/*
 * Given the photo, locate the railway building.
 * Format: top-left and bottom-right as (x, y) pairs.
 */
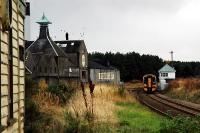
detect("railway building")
(0, 0), (26, 132)
(158, 64), (176, 90)
(25, 14), (88, 84)
(55, 34), (88, 83)
(25, 14), (120, 85)
(88, 61), (120, 84)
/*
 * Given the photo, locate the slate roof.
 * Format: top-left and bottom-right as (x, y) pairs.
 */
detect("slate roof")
(56, 40), (86, 53)
(88, 60), (117, 70)
(25, 15), (66, 57)
(88, 61), (108, 69)
(158, 64), (176, 73)
(25, 41), (33, 49)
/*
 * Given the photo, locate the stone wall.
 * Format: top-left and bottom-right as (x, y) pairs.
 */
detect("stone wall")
(1, 0), (25, 132)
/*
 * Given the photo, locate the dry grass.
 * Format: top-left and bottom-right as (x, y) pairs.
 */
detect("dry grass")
(68, 84), (136, 123)
(32, 93), (66, 125)
(32, 83), (137, 126)
(124, 80), (143, 90)
(168, 78), (200, 96)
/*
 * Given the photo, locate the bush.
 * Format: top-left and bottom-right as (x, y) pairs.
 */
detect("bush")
(64, 111), (114, 133)
(64, 111), (92, 133)
(118, 85), (126, 97)
(160, 115), (200, 133)
(25, 98), (64, 133)
(47, 83), (75, 105)
(25, 76), (36, 97)
(38, 79), (48, 92)
(25, 99), (40, 121)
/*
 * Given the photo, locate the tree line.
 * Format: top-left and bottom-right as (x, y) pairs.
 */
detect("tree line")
(89, 52), (200, 81)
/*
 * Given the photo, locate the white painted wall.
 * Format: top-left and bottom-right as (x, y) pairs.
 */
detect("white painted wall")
(159, 72), (175, 80)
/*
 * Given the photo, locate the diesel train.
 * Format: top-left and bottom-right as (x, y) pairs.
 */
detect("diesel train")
(143, 74), (157, 93)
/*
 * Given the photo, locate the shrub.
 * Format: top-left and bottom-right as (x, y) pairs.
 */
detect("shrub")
(25, 99), (40, 121)
(64, 111), (113, 133)
(64, 111), (91, 133)
(47, 83), (75, 105)
(38, 79), (48, 92)
(118, 85), (126, 97)
(25, 76), (36, 97)
(160, 115), (200, 133)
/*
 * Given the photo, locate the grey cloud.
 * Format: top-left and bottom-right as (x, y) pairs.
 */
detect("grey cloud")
(29, 0), (200, 61)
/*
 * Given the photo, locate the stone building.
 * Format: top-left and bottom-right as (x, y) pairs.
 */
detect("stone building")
(25, 14), (88, 84)
(56, 35), (88, 83)
(0, 0), (26, 132)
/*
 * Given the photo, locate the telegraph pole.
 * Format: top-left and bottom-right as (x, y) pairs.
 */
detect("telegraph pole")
(169, 51), (174, 66)
(170, 51), (173, 62)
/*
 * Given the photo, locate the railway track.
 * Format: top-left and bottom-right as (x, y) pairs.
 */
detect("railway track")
(137, 91), (200, 117)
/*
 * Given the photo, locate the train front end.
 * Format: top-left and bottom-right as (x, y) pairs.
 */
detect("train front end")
(143, 74), (157, 93)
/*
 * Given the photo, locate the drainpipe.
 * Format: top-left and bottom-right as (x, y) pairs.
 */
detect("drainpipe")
(0, 24), (2, 126)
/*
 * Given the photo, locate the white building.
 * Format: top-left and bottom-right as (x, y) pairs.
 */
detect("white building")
(158, 64), (176, 90)
(89, 61), (120, 85)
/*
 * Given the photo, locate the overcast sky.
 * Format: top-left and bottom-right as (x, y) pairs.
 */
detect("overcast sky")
(28, 0), (200, 61)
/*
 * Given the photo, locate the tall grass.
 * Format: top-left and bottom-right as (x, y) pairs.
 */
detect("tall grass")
(167, 78), (200, 103)
(65, 83), (128, 132)
(169, 78), (200, 91)
(67, 83), (136, 124)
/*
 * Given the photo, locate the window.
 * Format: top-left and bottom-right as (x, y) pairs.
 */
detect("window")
(161, 73), (168, 77)
(45, 67), (47, 73)
(1, 0), (12, 31)
(98, 72), (115, 80)
(19, 46), (24, 61)
(82, 71), (86, 79)
(39, 67), (42, 72)
(25, 2), (30, 16)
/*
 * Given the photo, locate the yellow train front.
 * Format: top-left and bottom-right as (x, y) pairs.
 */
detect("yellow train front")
(143, 74), (157, 93)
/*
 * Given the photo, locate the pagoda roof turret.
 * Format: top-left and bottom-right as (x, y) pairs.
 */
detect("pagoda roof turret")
(36, 13), (52, 25)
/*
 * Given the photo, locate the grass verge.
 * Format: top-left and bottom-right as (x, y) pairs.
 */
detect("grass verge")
(115, 102), (168, 133)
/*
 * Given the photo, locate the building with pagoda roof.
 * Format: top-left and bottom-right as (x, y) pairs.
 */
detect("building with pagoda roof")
(25, 14), (88, 84)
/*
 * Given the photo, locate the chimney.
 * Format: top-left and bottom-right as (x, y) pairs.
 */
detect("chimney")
(66, 32), (69, 40)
